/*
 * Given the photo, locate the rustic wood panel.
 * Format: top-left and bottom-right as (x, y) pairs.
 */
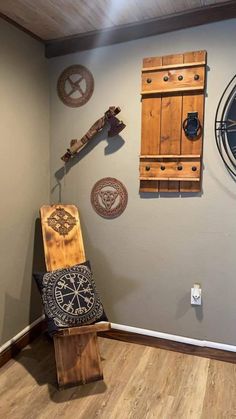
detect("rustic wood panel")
(141, 96), (161, 156)
(54, 332), (103, 388)
(142, 65), (205, 94)
(140, 95), (162, 192)
(140, 50), (206, 193)
(159, 54), (184, 192)
(56, 322), (111, 336)
(160, 95), (182, 155)
(140, 55), (162, 193)
(140, 159), (201, 180)
(143, 56), (162, 68)
(40, 204), (86, 271)
(180, 50), (206, 192)
(139, 179), (158, 193)
(142, 61), (206, 72)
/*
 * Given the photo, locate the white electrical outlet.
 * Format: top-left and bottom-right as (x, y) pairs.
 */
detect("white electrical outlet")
(191, 283), (202, 306)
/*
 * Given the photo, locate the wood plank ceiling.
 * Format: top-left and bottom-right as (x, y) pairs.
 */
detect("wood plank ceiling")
(0, 0), (233, 40)
(0, 0), (235, 57)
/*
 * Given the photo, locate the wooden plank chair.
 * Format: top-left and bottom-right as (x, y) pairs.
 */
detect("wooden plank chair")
(40, 204), (110, 388)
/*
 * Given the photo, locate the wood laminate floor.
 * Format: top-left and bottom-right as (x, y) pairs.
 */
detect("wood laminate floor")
(1, 335), (236, 419)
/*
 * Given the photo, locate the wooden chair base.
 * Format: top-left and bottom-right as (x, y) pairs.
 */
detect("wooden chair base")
(53, 322), (110, 388)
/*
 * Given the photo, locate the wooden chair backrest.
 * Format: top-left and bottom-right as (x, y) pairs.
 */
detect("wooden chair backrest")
(40, 205), (86, 271)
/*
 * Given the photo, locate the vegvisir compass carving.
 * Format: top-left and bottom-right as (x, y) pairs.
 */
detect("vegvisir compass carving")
(91, 177), (128, 218)
(47, 207), (76, 236)
(42, 264), (103, 327)
(57, 65), (94, 107)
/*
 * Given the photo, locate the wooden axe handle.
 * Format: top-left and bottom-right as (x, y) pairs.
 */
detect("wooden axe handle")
(61, 106), (121, 162)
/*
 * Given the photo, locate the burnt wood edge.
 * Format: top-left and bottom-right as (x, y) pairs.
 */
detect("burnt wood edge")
(98, 328), (236, 364)
(0, 319), (47, 368)
(45, 1), (236, 58)
(0, 12), (43, 43)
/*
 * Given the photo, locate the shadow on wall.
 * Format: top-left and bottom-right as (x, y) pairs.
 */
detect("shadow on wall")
(176, 291), (203, 322)
(51, 127), (125, 203)
(80, 214), (137, 322)
(1, 219), (45, 344)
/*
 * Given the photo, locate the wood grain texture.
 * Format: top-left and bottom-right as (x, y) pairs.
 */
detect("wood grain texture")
(0, 0), (232, 41)
(0, 2), (234, 56)
(142, 61), (206, 71)
(139, 180), (158, 193)
(40, 205), (86, 271)
(142, 66), (205, 94)
(1, 334), (236, 419)
(40, 204), (108, 388)
(159, 54), (184, 192)
(141, 97), (161, 156)
(140, 159), (201, 180)
(140, 50), (206, 193)
(54, 332), (103, 388)
(47, 5), (234, 58)
(140, 96), (161, 192)
(55, 323), (110, 336)
(180, 50), (206, 192)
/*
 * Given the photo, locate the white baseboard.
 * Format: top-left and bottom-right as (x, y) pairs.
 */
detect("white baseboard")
(1, 317), (236, 355)
(111, 323), (236, 353)
(0, 315), (45, 354)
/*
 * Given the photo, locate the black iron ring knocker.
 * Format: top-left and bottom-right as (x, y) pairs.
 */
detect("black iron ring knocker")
(183, 112), (201, 140)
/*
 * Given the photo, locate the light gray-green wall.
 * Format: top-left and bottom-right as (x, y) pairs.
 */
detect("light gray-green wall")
(49, 19), (236, 346)
(0, 20), (50, 346)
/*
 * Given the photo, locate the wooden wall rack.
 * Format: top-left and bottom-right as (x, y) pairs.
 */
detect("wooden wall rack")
(140, 50), (207, 193)
(40, 204), (110, 388)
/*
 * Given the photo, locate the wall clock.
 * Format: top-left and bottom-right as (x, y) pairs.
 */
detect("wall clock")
(57, 65), (94, 107)
(215, 75), (236, 177)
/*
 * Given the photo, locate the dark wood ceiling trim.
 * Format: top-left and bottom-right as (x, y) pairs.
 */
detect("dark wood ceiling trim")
(45, 1), (236, 58)
(0, 12), (43, 43)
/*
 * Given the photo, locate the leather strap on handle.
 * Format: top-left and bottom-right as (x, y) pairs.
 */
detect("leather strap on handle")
(61, 106), (125, 162)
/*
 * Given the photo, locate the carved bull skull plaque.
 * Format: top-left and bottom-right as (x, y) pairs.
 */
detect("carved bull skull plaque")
(91, 177), (128, 218)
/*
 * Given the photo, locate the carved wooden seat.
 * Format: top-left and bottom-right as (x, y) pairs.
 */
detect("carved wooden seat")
(40, 204), (110, 388)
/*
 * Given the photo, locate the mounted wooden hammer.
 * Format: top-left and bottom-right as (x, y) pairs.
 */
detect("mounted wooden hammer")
(61, 106), (126, 162)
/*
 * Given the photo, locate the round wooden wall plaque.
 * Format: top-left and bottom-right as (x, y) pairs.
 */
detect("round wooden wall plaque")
(91, 177), (128, 219)
(57, 65), (94, 107)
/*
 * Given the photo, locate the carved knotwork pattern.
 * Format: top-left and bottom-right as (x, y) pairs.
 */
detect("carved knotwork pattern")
(57, 65), (94, 107)
(91, 177), (128, 218)
(47, 208), (76, 236)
